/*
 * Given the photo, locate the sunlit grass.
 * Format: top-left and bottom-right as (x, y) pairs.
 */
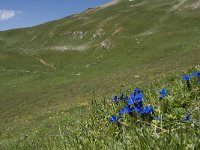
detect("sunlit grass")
(1, 0), (200, 149)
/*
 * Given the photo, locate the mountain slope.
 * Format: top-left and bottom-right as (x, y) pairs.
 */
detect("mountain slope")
(0, 0), (200, 148)
(1, 0), (200, 119)
(0, 0), (200, 70)
(1, 0), (200, 53)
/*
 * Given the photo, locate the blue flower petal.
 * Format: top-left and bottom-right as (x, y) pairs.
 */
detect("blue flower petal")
(141, 106), (153, 114)
(124, 106), (132, 114)
(112, 96), (119, 102)
(119, 109), (125, 115)
(182, 114), (191, 123)
(109, 115), (121, 122)
(134, 107), (141, 113)
(182, 75), (191, 81)
(126, 98), (134, 105)
(134, 102), (143, 109)
(134, 88), (142, 94)
(160, 88), (169, 99)
(192, 71), (200, 77)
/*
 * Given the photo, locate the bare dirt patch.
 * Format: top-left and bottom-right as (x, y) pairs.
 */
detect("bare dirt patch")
(101, 0), (120, 8)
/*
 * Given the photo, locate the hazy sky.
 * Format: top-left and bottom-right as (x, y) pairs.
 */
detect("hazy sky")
(0, 0), (111, 31)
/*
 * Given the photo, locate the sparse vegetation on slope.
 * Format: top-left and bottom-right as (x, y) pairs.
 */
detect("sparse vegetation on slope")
(3, 66), (200, 150)
(0, 0), (200, 149)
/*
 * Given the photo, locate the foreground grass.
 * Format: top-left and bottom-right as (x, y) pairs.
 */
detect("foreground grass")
(2, 66), (199, 150)
(1, 0), (200, 149)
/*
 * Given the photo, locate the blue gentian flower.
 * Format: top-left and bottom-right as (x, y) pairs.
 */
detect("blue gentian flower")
(192, 71), (200, 77)
(126, 97), (134, 105)
(132, 102), (143, 112)
(134, 107), (142, 113)
(131, 88), (142, 97)
(130, 93), (135, 102)
(134, 101), (143, 109)
(182, 114), (191, 123)
(182, 114), (199, 126)
(119, 106), (132, 115)
(109, 115), (121, 123)
(141, 106), (153, 114)
(112, 96), (119, 102)
(159, 88), (169, 99)
(193, 71), (200, 83)
(124, 106), (132, 114)
(134, 88), (142, 94)
(182, 75), (191, 81)
(182, 75), (192, 90)
(130, 92), (144, 103)
(135, 93), (144, 103)
(119, 109), (125, 115)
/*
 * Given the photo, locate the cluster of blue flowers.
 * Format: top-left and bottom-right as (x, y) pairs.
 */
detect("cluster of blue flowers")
(182, 71), (200, 91)
(159, 88), (169, 100)
(182, 71), (200, 82)
(109, 70), (200, 124)
(109, 88), (169, 123)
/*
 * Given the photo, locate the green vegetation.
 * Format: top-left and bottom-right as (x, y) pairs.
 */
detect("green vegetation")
(3, 66), (200, 149)
(0, 0), (200, 149)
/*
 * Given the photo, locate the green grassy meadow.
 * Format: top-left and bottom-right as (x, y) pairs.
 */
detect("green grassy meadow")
(0, 0), (200, 149)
